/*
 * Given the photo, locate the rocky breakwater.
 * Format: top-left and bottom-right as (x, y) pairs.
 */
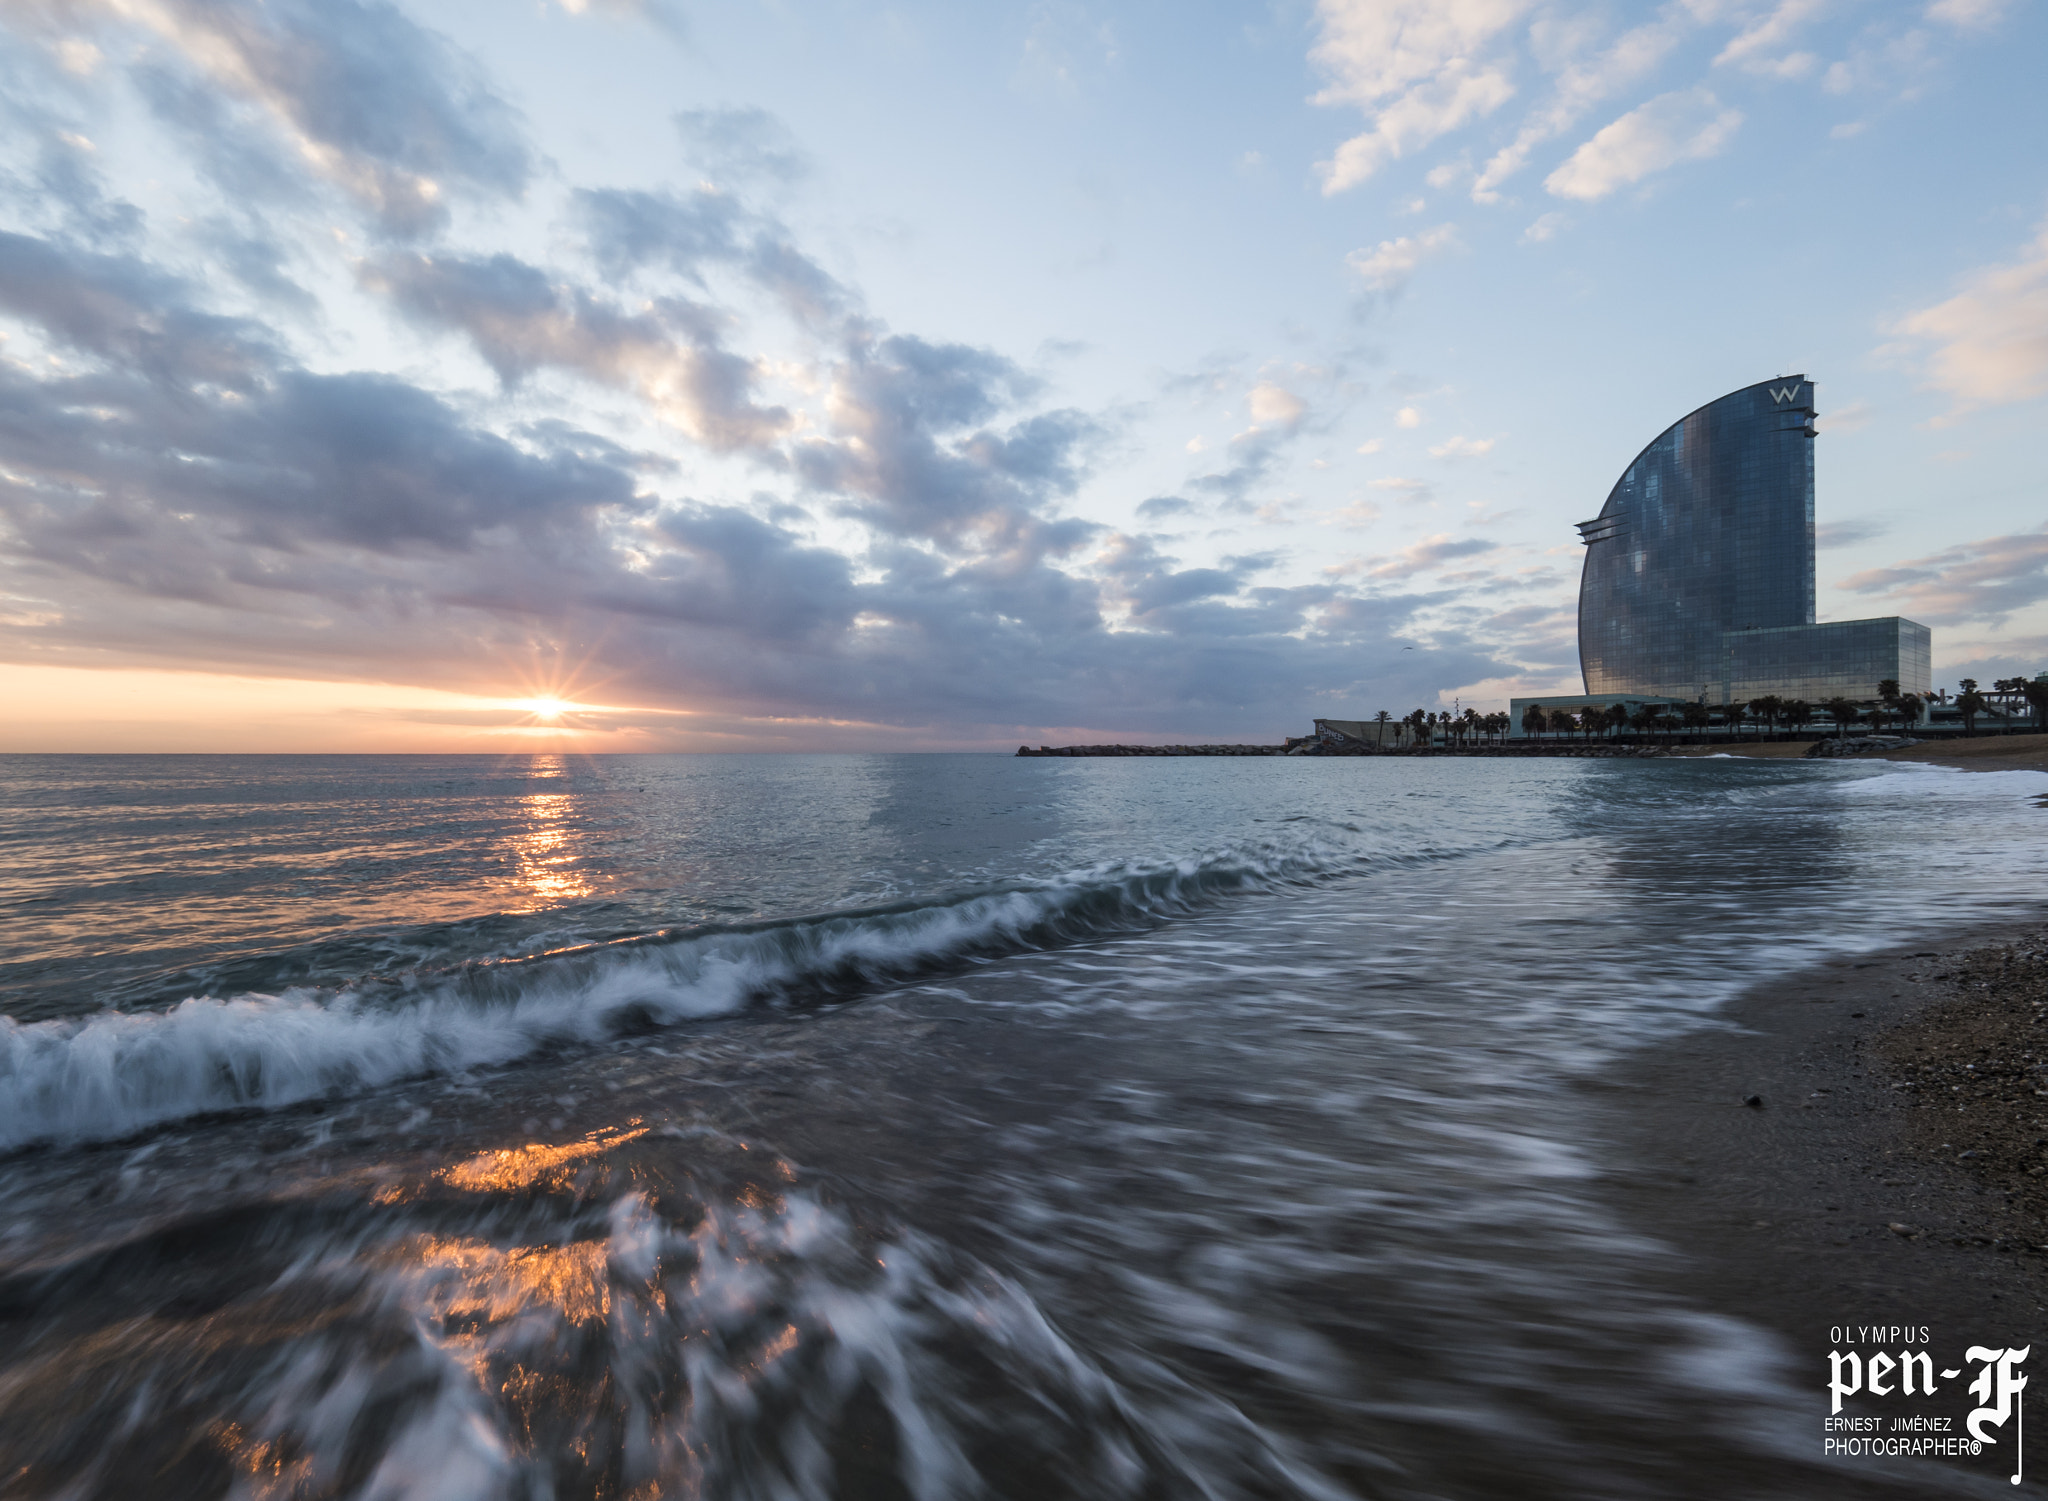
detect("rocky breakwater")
(1806, 734), (1922, 758)
(1016, 743), (1285, 757)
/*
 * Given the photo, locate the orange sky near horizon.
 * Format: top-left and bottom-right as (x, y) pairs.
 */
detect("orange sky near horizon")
(0, 662), (1021, 753)
(0, 662), (688, 754)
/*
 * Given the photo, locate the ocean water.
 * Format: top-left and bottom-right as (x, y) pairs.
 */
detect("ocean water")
(1, 750), (2044, 1499)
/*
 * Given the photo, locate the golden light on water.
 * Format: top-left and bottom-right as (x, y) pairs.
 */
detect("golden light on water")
(510, 778), (594, 905)
(440, 1126), (650, 1195)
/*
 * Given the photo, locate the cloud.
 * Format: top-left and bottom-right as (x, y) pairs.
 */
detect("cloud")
(1884, 220), (2048, 414)
(1310, 0), (1525, 193)
(1363, 533), (1498, 579)
(1471, 11), (1687, 202)
(0, 12), (1529, 744)
(574, 186), (849, 329)
(1395, 406), (1423, 428)
(49, 0), (533, 236)
(364, 251), (793, 452)
(1429, 434), (1496, 458)
(1815, 399), (1872, 433)
(674, 106), (809, 185)
(1713, 0), (1825, 77)
(1544, 89), (1743, 201)
(1521, 212), (1566, 243)
(1839, 526), (2048, 624)
(1925, 0), (2008, 28)
(1815, 518), (1887, 549)
(1246, 381), (1308, 430)
(1369, 475), (1432, 500)
(794, 334), (1102, 555)
(1345, 223), (1459, 294)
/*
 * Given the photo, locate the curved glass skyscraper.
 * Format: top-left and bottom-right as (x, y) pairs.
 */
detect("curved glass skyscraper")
(1578, 375), (1816, 698)
(1572, 375), (1927, 705)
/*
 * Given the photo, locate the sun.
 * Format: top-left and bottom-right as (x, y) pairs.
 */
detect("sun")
(512, 697), (577, 720)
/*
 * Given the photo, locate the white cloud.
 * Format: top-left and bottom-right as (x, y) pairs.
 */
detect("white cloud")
(1926, 0), (2008, 28)
(1356, 438), (1383, 454)
(1322, 501), (1383, 528)
(1247, 381), (1308, 429)
(1470, 12), (1687, 202)
(1815, 399), (1871, 433)
(1369, 475), (1432, 501)
(1364, 533), (1500, 579)
(1714, 0), (1827, 75)
(1429, 434), (1497, 458)
(1185, 436), (1206, 454)
(1345, 223), (1459, 294)
(1395, 406), (1423, 428)
(1521, 211), (1566, 242)
(1544, 89), (1743, 201)
(1310, 0), (1526, 193)
(1884, 220), (2048, 414)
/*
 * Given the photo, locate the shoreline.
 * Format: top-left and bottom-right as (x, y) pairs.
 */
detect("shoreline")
(1587, 917), (2048, 1490)
(1674, 731), (2048, 773)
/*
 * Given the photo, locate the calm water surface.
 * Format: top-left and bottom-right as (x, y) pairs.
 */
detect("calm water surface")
(1, 751), (2044, 1499)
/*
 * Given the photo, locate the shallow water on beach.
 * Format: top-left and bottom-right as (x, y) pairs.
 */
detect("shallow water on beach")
(2, 750), (2045, 1499)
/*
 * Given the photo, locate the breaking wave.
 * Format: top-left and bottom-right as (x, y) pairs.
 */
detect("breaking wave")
(0, 839), (1358, 1154)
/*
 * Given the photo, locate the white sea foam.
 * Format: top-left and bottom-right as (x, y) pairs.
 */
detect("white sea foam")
(0, 842), (1352, 1154)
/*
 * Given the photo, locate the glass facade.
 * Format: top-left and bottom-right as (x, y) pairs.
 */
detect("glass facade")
(1579, 375), (1817, 699)
(1723, 617), (1931, 703)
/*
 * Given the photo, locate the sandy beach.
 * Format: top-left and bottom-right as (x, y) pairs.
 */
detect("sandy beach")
(1674, 731), (2048, 773)
(1593, 914), (2048, 1491)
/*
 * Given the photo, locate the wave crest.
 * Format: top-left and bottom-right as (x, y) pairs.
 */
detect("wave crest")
(0, 840), (1349, 1153)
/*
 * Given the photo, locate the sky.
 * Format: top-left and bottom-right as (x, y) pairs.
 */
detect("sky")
(0, 0), (2043, 752)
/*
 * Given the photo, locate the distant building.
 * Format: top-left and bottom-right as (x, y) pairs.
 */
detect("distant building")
(1574, 375), (1925, 704)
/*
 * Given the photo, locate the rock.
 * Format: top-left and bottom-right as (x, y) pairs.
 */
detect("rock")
(1743, 1094), (1764, 1108)
(1887, 1222), (1920, 1238)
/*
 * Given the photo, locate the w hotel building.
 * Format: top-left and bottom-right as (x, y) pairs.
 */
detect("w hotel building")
(1573, 375), (1928, 705)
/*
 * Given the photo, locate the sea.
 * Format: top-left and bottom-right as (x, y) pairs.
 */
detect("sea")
(1, 750), (2044, 1500)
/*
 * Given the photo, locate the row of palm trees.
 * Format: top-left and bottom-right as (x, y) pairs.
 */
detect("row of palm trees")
(1503, 675), (2047, 743)
(1959, 676), (2048, 732)
(1512, 688), (1900, 743)
(1371, 673), (2048, 747)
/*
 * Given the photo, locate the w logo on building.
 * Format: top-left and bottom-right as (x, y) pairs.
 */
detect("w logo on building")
(1770, 384), (1805, 404)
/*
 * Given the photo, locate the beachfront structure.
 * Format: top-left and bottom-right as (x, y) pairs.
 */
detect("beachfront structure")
(1572, 375), (1928, 705)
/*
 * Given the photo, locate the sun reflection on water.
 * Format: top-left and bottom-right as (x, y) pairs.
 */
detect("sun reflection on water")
(509, 761), (593, 907)
(440, 1125), (650, 1195)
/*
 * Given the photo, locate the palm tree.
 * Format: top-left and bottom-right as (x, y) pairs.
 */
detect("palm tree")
(1605, 703), (1630, 740)
(1957, 679), (1986, 734)
(1823, 696), (1859, 741)
(1898, 694), (1924, 732)
(1786, 700), (1813, 734)
(1521, 703), (1547, 740)
(1628, 702), (1660, 740)
(1681, 702), (1711, 741)
(1721, 700), (1746, 740)
(1373, 708), (1393, 748)
(1749, 694), (1783, 739)
(2024, 678), (2048, 732)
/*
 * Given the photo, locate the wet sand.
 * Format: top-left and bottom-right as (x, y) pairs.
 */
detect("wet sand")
(1675, 732), (2048, 771)
(1591, 921), (2048, 1492)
